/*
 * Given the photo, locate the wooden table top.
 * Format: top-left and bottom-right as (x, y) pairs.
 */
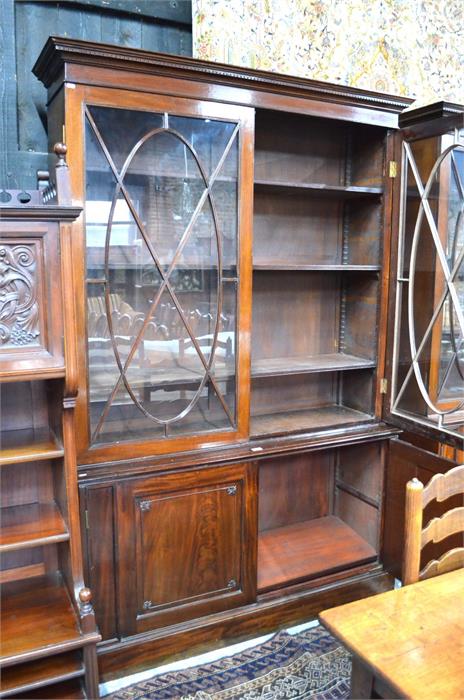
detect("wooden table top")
(319, 568), (464, 700)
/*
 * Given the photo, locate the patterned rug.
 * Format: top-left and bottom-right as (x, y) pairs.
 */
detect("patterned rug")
(108, 625), (351, 700)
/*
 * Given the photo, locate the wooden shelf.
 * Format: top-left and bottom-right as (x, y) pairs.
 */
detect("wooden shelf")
(0, 429), (63, 466)
(254, 180), (383, 198)
(251, 405), (374, 438)
(0, 366), (65, 384)
(4, 678), (85, 699)
(0, 503), (69, 553)
(90, 354), (373, 401)
(252, 353), (376, 378)
(258, 515), (377, 591)
(89, 361), (235, 402)
(0, 573), (83, 665)
(0, 652), (83, 698)
(253, 263), (380, 271)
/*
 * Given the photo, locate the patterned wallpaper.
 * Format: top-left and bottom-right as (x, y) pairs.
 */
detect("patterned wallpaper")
(192, 0), (464, 106)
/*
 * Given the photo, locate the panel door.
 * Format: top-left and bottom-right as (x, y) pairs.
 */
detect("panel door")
(116, 462), (257, 634)
(0, 222), (63, 380)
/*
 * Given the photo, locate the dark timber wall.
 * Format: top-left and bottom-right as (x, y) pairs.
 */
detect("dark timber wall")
(0, 0), (192, 189)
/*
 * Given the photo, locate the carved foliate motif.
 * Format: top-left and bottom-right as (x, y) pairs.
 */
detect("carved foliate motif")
(0, 244), (40, 347)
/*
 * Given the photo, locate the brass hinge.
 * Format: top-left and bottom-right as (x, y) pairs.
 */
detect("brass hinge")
(380, 378), (388, 394)
(84, 510), (89, 529)
(389, 161), (397, 178)
(139, 500), (152, 511)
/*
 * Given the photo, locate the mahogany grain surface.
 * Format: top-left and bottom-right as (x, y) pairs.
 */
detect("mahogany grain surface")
(253, 264), (380, 271)
(254, 180), (383, 198)
(251, 405), (373, 438)
(252, 353), (376, 378)
(0, 651), (83, 697)
(320, 568), (464, 700)
(0, 429), (63, 466)
(258, 515), (377, 591)
(0, 573), (81, 664)
(0, 502), (68, 551)
(5, 678), (85, 699)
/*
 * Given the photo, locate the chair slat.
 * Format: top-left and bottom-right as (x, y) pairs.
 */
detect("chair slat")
(421, 506), (464, 546)
(420, 547), (464, 581)
(422, 464), (464, 507)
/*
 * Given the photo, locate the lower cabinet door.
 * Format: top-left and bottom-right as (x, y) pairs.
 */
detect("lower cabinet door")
(116, 462), (257, 634)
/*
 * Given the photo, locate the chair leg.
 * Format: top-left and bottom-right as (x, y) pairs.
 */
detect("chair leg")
(350, 657), (375, 699)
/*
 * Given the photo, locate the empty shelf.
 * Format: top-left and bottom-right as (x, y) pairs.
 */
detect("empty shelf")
(0, 366), (65, 383)
(0, 429), (63, 466)
(0, 573), (83, 665)
(254, 180), (383, 198)
(0, 503), (69, 552)
(258, 515), (377, 591)
(252, 353), (376, 378)
(253, 263), (380, 271)
(251, 405), (374, 438)
(4, 678), (85, 699)
(0, 652), (83, 698)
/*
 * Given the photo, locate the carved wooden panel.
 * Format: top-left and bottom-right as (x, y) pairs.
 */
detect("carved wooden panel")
(116, 462), (257, 634)
(0, 241), (41, 348)
(0, 223), (63, 380)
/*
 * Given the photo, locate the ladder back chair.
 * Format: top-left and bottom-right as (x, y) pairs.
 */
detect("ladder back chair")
(402, 464), (464, 585)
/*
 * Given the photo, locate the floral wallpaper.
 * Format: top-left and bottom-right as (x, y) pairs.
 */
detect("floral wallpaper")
(192, 0), (464, 105)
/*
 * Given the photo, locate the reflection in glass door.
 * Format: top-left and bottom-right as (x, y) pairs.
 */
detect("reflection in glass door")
(84, 106), (239, 445)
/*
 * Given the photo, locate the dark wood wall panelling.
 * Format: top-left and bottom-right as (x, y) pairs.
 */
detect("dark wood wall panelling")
(0, 0), (192, 189)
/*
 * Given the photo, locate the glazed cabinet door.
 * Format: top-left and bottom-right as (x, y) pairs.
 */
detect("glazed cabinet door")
(386, 110), (464, 447)
(66, 87), (253, 462)
(116, 462), (257, 634)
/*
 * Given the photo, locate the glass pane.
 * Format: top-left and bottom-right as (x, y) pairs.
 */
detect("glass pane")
(87, 106), (163, 172)
(392, 136), (464, 441)
(212, 280), (237, 422)
(123, 130), (206, 273)
(169, 116), (237, 179)
(84, 106), (239, 445)
(210, 143), (238, 273)
(85, 120), (120, 275)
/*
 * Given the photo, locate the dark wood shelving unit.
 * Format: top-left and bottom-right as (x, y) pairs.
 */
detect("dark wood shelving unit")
(0, 503), (69, 552)
(258, 516), (377, 591)
(31, 36), (453, 686)
(0, 429), (63, 466)
(0, 652), (84, 699)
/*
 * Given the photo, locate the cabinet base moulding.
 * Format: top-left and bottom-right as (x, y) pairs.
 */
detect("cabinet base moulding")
(96, 569), (393, 683)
